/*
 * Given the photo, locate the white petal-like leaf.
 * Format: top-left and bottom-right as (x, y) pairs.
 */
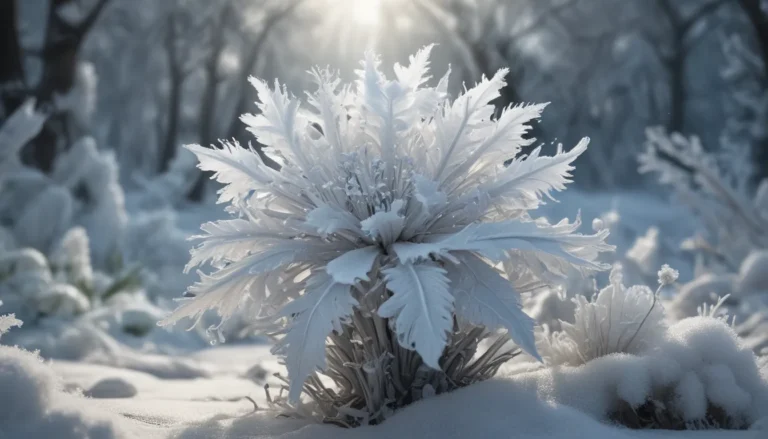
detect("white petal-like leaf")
(186, 219), (284, 272)
(482, 138), (589, 205)
(161, 243), (309, 327)
(185, 142), (272, 204)
(305, 204), (362, 236)
(361, 200), (405, 246)
(448, 252), (540, 360)
(408, 218), (611, 269)
(326, 246), (380, 285)
(379, 261), (453, 368)
(271, 273), (358, 403)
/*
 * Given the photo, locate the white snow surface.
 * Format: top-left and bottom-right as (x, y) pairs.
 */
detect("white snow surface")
(0, 342), (756, 439)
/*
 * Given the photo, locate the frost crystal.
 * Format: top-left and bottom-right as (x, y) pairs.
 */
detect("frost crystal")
(657, 264), (679, 286)
(161, 46), (612, 403)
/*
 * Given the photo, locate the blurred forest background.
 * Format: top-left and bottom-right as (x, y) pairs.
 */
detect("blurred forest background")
(3, 0), (767, 198)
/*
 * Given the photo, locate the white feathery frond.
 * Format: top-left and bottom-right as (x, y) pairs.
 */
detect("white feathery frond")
(161, 243), (309, 327)
(360, 199), (406, 246)
(185, 142), (273, 204)
(448, 253), (539, 360)
(433, 68), (509, 182)
(379, 261), (454, 368)
(241, 77), (307, 169)
(394, 217), (611, 270)
(326, 245), (380, 285)
(443, 102), (549, 190)
(272, 273), (358, 403)
(481, 137), (589, 205)
(305, 204), (362, 236)
(186, 219), (285, 272)
(393, 44), (435, 90)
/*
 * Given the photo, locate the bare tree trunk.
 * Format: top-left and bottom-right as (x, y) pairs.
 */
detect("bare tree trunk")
(0, 0), (26, 118)
(187, 6), (232, 202)
(158, 16), (183, 173)
(738, 0), (768, 181)
(17, 0), (110, 172)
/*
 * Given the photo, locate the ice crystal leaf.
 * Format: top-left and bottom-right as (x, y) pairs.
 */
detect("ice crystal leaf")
(393, 44), (434, 90)
(448, 253), (540, 360)
(272, 273), (358, 402)
(305, 204), (362, 236)
(185, 142), (273, 204)
(162, 243), (309, 327)
(242, 78), (306, 168)
(186, 219), (282, 272)
(326, 246), (380, 285)
(379, 262), (454, 368)
(394, 216), (611, 270)
(360, 200), (406, 245)
(442, 102), (548, 190)
(482, 138), (589, 205)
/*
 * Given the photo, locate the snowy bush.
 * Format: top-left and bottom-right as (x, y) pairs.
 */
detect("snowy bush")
(523, 313), (768, 430)
(639, 128), (768, 275)
(537, 264), (667, 367)
(161, 46), (612, 425)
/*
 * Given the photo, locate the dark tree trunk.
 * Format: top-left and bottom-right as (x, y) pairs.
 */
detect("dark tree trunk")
(18, 0), (110, 172)
(738, 0), (768, 182)
(0, 0), (26, 118)
(187, 7), (231, 202)
(665, 38), (686, 134)
(159, 78), (181, 173)
(159, 17), (183, 174)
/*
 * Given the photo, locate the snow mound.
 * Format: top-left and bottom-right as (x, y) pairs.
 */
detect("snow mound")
(0, 345), (124, 439)
(86, 377), (138, 399)
(516, 316), (768, 429)
(174, 378), (638, 439)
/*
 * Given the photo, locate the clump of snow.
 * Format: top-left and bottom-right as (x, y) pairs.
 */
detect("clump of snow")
(86, 377), (138, 399)
(0, 345), (124, 439)
(522, 316), (768, 429)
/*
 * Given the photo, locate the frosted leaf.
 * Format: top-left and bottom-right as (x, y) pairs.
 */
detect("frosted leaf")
(379, 262), (454, 368)
(448, 253), (539, 360)
(326, 246), (380, 285)
(271, 274), (357, 402)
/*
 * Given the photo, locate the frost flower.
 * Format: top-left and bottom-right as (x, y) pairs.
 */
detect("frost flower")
(658, 264), (679, 286)
(160, 46), (612, 402)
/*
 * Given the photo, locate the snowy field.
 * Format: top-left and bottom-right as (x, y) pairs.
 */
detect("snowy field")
(4, 1), (768, 438)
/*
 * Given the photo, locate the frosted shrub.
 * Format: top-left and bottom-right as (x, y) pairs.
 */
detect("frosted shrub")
(0, 100), (139, 322)
(161, 47), (612, 426)
(537, 264), (667, 366)
(639, 128), (768, 274)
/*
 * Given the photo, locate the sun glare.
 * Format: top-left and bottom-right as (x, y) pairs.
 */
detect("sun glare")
(351, 0), (382, 27)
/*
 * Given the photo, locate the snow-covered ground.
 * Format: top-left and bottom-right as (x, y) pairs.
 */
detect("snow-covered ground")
(0, 340), (760, 439)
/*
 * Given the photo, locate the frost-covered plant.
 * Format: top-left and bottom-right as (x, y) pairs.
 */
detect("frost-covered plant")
(639, 128), (768, 273)
(527, 315), (768, 430)
(0, 301), (22, 338)
(161, 46), (612, 425)
(538, 264), (668, 366)
(0, 98), (139, 323)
